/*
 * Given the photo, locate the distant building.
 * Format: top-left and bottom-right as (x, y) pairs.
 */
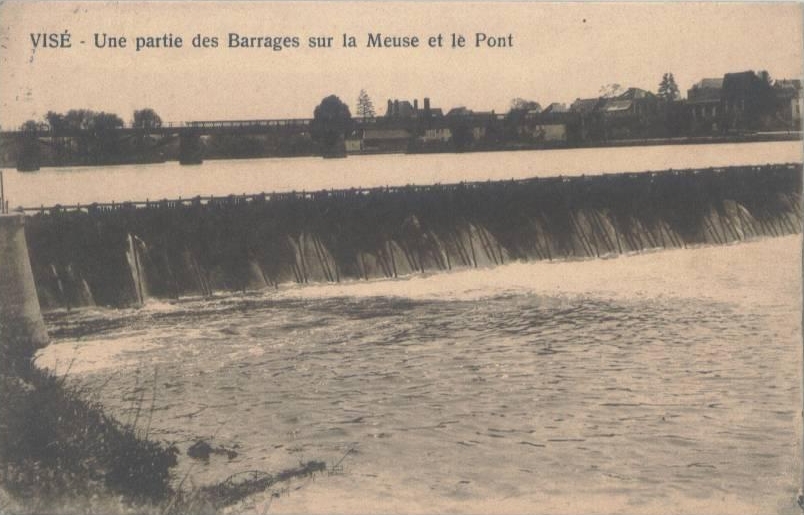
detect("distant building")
(345, 136), (363, 153)
(720, 72), (754, 130)
(420, 126), (452, 143)
(542, 103), (569, 114)
(687, 78), (723, 133)
(617, 87), (653, 100)
(446, 106), (472, 117)
(384, 97), (445, 122)
(570, 98), (603, 115)
(598, 88), (661, 139)
(603, 88), (659, 118)
(514, 107), (569, 142)
(386, 99), (417, 118)
(362, 128), (411, 153)
(720, 71), (779, 132)
(600, 99), (634, 117)
(774, 79), (803, 129)
(421, 98), (443, 121)
(516, 122), (567, 142)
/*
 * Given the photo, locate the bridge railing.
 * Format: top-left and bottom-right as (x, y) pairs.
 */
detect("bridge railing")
(4, 116), (451, 134)
(7, 118), (321, 133)
(183, 119), (312, 129)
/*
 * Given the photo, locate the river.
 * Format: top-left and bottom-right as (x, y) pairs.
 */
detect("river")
(4, 140), (802, 207)
(29, 142), (804, 514)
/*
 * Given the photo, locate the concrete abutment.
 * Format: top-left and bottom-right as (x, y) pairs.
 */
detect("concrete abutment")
(0, 214), (49, 365)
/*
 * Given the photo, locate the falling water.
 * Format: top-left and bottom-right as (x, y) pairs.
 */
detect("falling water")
(22, 163), (803, 310)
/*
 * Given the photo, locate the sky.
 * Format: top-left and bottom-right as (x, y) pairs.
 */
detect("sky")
(0, 1), (802, 128)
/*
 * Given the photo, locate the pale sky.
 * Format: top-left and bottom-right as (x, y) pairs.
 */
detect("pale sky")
(0, 1), (801, 128)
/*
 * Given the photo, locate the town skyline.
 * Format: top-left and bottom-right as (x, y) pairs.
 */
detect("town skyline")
(1, 2), (801, 128)
(6, 67), (797, 130)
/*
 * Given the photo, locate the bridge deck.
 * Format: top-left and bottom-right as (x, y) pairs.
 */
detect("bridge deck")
(0, 116), (436, 138)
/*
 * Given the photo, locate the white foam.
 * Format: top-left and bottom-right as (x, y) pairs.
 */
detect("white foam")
(275, 236), (802, 308)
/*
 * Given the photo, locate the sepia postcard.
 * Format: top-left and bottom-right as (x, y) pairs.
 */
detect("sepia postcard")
(0, 2), (802, 514)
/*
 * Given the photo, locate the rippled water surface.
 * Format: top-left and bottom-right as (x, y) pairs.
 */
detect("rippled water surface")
(37, 236), (802, 514)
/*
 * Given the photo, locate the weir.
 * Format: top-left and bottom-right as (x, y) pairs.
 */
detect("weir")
(20, 163), (803, 310)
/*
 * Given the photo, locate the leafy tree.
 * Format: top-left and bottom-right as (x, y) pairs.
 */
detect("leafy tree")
(44, 109), (124, 161)
(750, 71), (776, 129)
(311, 95), (352, 157)
(658, 73), (680, 101)
(86, 112), (124, 161)
(43, 108), (125, 133)
(63, 109), (95, 130)
(89, 112), (124, 132)
(132, 108), (163, 129)
(720, 70), (776, 131)
(43, 109), (94, 159)
(599, 83), (625, 98)
(45, 111), (67, 133)
(356, 90), (376, 119)
(21, 120), (41, 132)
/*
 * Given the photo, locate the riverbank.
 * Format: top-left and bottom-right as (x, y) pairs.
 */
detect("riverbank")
(2, 130), (800, 170)
(405, 131), (803, 155)
(0, 356), (177, 514)
(0, 211), (325, 514)
(0, 356), (329, 514)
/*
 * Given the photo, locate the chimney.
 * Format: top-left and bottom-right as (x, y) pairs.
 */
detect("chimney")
(414, 99), (419, 112)
(387, 99), (393, 117)
(394, 100), (400, 117)
(424, 97), (431, 119)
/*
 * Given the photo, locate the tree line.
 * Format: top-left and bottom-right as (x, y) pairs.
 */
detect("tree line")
(22, 108), (163, 132)
(11, 68), (794, 165)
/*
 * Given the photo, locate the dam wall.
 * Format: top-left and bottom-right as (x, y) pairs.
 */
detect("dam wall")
(22, 163), (802, 310)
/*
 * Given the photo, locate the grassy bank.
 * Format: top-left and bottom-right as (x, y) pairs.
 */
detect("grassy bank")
(0, 359), (177, 514)
(0, 358), (326, 514)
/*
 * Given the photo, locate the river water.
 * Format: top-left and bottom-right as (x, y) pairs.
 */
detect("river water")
(28, 142), (804, 514)
(5, 140), (802, 207)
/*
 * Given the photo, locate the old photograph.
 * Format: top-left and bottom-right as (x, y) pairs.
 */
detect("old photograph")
(0, 1), (802, 514)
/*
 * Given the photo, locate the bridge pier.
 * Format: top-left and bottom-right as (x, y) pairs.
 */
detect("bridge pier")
(179, 131), (204, 165)
(0, 214), (49, 367)
(16, 132), (41, 172)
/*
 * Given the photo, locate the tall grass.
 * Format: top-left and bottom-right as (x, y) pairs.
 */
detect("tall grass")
(1, 358), (331, 514)
(0, 360), (177, 514)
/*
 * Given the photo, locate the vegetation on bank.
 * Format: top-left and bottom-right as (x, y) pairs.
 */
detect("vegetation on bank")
(0, 356), (327, 514)
(0, 359), (177, 514)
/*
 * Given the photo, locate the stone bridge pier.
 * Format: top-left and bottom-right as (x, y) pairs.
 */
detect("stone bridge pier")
(0, 214), (49, 367)
(16, 132), (42, 172)
(179, 130), (204, 165)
